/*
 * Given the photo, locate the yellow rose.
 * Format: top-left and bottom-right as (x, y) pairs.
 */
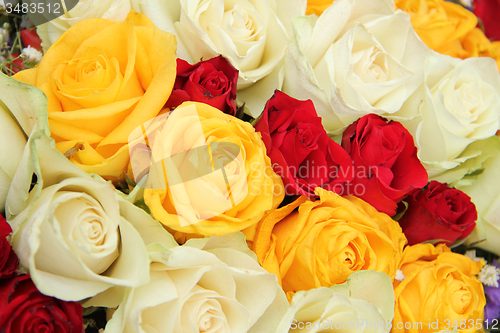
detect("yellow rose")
(306, 0), (334, 15)
(462, 28), (500, 71)
(393, 244), (485, 333)
(14, 11), (177, 181)
(142, 102), (284, 238)
(395, 0), (477, 58)
(251, 188), (407, 299)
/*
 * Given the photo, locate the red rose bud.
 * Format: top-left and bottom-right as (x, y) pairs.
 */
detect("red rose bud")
(0, 215), (18, 279)
(473, 0), (500, 41)
(166, 56), (238, 115)
(398, 181), (477, 246)
(0, 275), (84, 333)
(255, 90), (353, 196)
(4, 54), (24, 73)
(341, 114), (428, 215)
(20, 29), (43, 51)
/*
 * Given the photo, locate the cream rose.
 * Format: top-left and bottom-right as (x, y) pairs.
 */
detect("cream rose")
(275, 270), (395, 333)
(105, 233), (289, 333)
(399, 51), (500, 181)
(282, 0), (429, 134)
(460, 148), (500, 256)
(0, 73), (47, 212)
(173, 0), (306, 116)
(6, 133), (170, 305)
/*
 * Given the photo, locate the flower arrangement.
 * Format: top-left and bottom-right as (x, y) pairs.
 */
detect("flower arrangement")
(1, 0), (500, 332)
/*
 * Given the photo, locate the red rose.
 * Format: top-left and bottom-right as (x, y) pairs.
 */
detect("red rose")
(165, 56), (238, 115)
(473, 0), (500, 41)
(255, 90), (353, 196)
(0, 215), (18, 279)
(20, 29), (43, 51)
(398, 181), (477, 246)
(0, 275), (84, 333)
(341, 114), (428, 215)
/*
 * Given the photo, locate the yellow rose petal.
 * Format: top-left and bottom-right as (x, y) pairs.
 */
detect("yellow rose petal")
(13, 12), (177, 179)
(251, 188), (407, 295)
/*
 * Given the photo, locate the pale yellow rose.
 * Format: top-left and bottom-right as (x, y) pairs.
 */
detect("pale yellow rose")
(283, 0), (430, 134)
(14, 11), (177, 181)
(276, 271), (395, 333)
(393, 244), (485, 333)
(398, 51), (500, 182)
(105, 233), (289, 333)
(7, 133), (175, 306)
(251, 188), (407, 299)
(142, 102), (284, 238)
(460, 148), (500, 256)
(0, 73), (48, 212)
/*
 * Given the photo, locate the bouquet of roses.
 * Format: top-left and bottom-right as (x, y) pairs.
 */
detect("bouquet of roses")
(1, 0), (500, 332)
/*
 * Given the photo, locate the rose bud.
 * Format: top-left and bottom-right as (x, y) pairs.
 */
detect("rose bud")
(20, 29), (43, 51)
(0, 215), (18, 279)
(398, 181), (477, 246)
(0, 275), (84, 333)
(341, 114), (428, 215)
(166, 56), (238, 115)
(255, 90), (353, 196)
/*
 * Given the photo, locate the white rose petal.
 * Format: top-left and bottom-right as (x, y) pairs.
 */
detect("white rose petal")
(105, 233), (289, 333)
(0, 73), (48, 212)
(461, 150), (500, 256)
(6, 133), (162, 304)
(174, 0), (306, 116)
(282, 0), (429, 134)
(399, 51), (500, 179)
(276, 270), (395, 333)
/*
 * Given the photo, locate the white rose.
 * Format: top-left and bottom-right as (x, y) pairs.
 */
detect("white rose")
(105, 233), (289, 333)
(36, 0), (192, 60)
(276, 270), (395, 333)
(460, 149), (500, 256)
(0, 73), (47, 212)
(282, 0), (429, 134)
(399, 51), (500, 181)
(6, 133), (170, 305)
(174, 0), (306, 116)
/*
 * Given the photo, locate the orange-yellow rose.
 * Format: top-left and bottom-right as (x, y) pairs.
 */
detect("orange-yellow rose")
(251, 188), (407, 298)
(306, 0), (334, 15)
(14, 11), (177, 180)
(395, 0), (477, 58)
(143, 102), (284, 238)
(393, 243), (485, 333)
(462, 28), (500, 70)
